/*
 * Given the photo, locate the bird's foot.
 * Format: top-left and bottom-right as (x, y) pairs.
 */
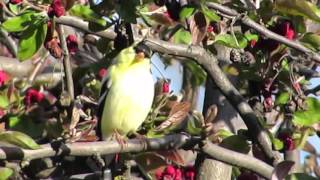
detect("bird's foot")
(112, 130), (127, 150)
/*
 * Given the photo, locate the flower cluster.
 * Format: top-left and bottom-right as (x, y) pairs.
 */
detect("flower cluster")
(66, 35), (78, 54)
(48, 0), (65, 18)
(0, 70), (10, 87)
(155, 165), (195, 180)
(24, 88), (45, 107)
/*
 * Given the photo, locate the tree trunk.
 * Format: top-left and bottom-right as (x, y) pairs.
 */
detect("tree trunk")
(196, 45), (246, 179)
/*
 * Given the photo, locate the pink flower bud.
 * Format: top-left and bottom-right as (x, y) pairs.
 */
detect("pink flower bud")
(48, 0), (65, 18)
(24, 88), (45, 106)
(162, 82), (170, 93)
(9, 0), (22, 5)
(98, 68), (107, 79)
(0, 70), (9, 86)
(66, 34), (78, 54)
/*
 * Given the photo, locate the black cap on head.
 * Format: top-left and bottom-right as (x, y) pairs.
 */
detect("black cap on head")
(134, 43), (152, 58)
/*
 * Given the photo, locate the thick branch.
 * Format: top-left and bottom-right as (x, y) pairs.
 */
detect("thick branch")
(0, 134), (273, 179)
(55, 15), (274, 160)
(206, 2), (320, 63)
(201, 141), (273, 179)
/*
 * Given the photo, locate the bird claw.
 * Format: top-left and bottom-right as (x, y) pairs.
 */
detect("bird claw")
(112, 130), (127, 150)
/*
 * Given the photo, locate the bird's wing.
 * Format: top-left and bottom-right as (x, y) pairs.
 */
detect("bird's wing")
(96, 65), (115, 139)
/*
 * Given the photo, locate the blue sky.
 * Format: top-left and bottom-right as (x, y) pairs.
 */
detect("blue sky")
(152, 54), (320, 166)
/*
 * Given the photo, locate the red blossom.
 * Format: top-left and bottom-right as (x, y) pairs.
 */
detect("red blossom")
(207, 26), (214, 33)
(0, 70), (10, 86)
(184, 166), (195, 180)
(263, 96), (273, 112)
(24, 88), (45, 106)
(278, 132), (295, 151)
(9, 0), (22, 5)
(48, 0), (65, 18)
(66, 34), (78, 53)
(281, 21), (295, 40)
(98, 68), (107, 79)
(250, 39), (257, 48)
(162, 82), (170, 93)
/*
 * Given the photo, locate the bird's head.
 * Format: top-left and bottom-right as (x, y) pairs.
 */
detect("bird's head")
(116, 43), (152, 67)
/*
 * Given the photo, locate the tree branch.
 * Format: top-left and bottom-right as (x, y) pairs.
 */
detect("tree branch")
(0, 134), (273, 179)
(55, 15), (275, 161)
(57, 24), (74, 99)
(206, 2), (320, 63)
(0, 28), (17, 57)
(201, 140), (273, 179)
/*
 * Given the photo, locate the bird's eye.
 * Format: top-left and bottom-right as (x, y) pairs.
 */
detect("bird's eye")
(134, 43), (152, 58)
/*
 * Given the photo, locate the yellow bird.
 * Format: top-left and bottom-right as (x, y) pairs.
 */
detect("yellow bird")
(99, 45), (154, 140)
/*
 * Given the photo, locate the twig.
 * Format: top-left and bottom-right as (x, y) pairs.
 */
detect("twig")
(305, 84), (320, 96)
(0, 28), (17, 57)
(56, 24), (74, 100)
(23, 52), (50, 90)
(55, 15), (275, 160)
(206, 2), (320, 63)
(201, 140), (273, 179)
(0, 134), (274, 179)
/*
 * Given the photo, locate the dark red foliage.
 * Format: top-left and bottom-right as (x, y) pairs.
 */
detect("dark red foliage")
(45, 37), (63, 59)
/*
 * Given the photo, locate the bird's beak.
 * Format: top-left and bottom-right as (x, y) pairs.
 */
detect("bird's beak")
(134, 52), (145, 62)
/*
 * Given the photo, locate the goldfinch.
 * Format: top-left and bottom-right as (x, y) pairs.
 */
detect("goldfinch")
(99, 45), (154, 140)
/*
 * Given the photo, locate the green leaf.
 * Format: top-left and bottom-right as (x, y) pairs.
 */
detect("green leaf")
(275, 92), (290, 105)
(293, 97), (320, 126)
(18, 17), (47, 61)
(272, 137), (284, 151)
(2, 12), (34, 32)
(173, 29), (192, 44)
(275, 0), (320, 23)
(184, 61), (206, 86)
(179, 6), (196, 19)
(244, 33), (259, 42)
(8, 3), (19, 14)
(220, 135), (250, 154)
(0, 131), (41, 149)
(214, 33), (248, 49)
(0, 95), (9, 108)
(186, 116), (202, 135)
(202, 6), (220, 22)
(300, 33), (320, 51)
(216, 129), (234, 138)
(70, 5), (106, 26)
(0, 167), (13, 180)
(285, 173), (318, 180)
